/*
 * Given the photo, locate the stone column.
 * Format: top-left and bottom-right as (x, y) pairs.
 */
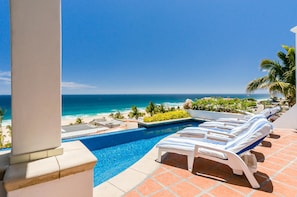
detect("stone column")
(10, 0), (63, 163)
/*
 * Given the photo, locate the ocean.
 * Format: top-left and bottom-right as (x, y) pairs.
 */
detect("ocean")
(0, 94), (270, 125)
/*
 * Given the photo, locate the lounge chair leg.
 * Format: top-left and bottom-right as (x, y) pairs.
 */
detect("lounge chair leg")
(228, 152), (260, 188)
(157, 149), (162, 162)
(233, 169), (243, 175)
(244, 171), (260, 189)
(241, 163), (260, 188)
(187, 154), (194, 172)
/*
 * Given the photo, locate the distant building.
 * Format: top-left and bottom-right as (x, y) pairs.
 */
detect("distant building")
(89, 119), (123, 128)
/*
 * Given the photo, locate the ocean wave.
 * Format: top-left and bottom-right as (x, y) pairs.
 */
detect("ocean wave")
(1, 119), (11, 127)
(162, 102), (184, 107)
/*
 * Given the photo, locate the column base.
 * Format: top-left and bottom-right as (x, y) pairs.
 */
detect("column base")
(10, 147), (64, 165)
(2, 141), (97, 197)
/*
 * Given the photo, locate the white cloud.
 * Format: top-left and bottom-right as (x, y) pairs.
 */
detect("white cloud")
(62, 81), (96, 89)
(0, 71), (11, 84)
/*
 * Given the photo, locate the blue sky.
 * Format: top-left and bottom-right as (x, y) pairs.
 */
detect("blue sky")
(0, 0), (297, 95)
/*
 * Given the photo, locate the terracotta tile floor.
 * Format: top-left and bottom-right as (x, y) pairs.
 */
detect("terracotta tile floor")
(124, 128), (297, 197)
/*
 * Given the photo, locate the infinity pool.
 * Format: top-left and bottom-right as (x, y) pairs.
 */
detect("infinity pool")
(68, 120), (201, 186)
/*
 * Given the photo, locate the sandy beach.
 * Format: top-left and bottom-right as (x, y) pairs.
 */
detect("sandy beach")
(1, 111), (141, 146)
(61, 111), (139, 127)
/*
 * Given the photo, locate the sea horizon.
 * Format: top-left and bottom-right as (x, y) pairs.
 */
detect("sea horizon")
(0, 93), (270, 125)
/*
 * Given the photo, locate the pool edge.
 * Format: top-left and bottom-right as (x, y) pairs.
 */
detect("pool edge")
(93, 145), (161, 196)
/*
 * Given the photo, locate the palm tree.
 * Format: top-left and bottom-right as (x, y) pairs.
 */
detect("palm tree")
(156, 104), (166, 113)
(6, 125), (12, 137)
(114, 111), (124, 119)
(146, 101), (156, 116)
(128, 106), (143, 119)
(0, 107), (4, 125)
(75, 117), (83, 124)
(246, 45), (296, 106)
(0, 108), (4, 148)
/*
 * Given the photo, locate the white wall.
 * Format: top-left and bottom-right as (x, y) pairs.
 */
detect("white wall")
(7, 170), (94, 197)
(273, 104), (297, 129)
(272, 26), (297, 129)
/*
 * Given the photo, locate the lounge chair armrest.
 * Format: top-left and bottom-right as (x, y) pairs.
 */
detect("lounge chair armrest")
(194, 143), (234, 156)
(223, 122), (241, 126)
(206, 135), (230, 143)
(211, 125), (233, 130)
(207, 130), (236, 138)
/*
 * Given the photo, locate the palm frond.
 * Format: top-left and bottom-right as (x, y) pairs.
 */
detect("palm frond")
(247, 45), (295, 105)
(246, 77), (269, 93)
(277, 51), (289, 67)
(260, 59), (275, 70)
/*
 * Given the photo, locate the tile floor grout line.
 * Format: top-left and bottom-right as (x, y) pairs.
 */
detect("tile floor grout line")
(106, 181), (128, 194)
(155, 166), (215, 196)
(145, 175), (184, 197)
(133, 188), (145, 197)
(222, 181), (254, 197)
(124, 162), (164, 195)
(153, 167), (213, 197)
(269, 178), (297, 190)
(181, 173), (210, 193)
(196, 182), (222, 197)
(166, 167), (229, 196)
(267, 148), (297, 179)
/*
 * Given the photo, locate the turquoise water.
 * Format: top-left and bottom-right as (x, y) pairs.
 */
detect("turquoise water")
(0, 94), (269, 122)
(92, 134), (167, 186)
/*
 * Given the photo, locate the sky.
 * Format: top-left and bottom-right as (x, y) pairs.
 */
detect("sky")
(0, 0), (297, 95)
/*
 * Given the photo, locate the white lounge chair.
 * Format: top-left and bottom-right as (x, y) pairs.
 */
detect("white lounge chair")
(216, 106), (281, 124)
(156, 119), (272, 188)
(198, 113), (266, 130)
(198, 106), (280, 130)
(179, 114), (267, 139)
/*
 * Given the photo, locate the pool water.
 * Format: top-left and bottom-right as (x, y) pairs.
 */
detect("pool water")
(92, 134), (168, 186)
(78, 120), (201, 187)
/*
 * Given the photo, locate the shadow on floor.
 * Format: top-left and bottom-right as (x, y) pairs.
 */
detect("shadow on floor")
(161, 153), (273, 192)
(261, 140), (272, 147)
(269, 133), (280, 139)
(251, 150), (265, 162)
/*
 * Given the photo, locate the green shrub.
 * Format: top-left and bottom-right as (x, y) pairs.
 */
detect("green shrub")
(190, 97), (256, 113)
(143, 110), (190, 122)
(109, 111), (124, 119)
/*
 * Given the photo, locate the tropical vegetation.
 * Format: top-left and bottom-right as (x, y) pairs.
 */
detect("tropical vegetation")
(143, 110), (190, 122)
(246, 45), (296, 106)
(145, 101), (156, 116)
(128, 106), (145, 119)
(184, 97), (257, 113)
(69, 117), (84, 125)
(109, 111), (124, 119)
(125, 101), (185, 122)
(0, 107), (11, 148)
(145, 101), (178, 117)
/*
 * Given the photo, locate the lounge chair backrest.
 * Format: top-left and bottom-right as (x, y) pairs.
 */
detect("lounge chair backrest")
(226, 119), (272, 154)
(247, 113), (266, 122)
(260, 108), (271, 117)
(270, 106), (281, 116)
(260, 106), (280, 118)
(230, 114), (266, 136)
